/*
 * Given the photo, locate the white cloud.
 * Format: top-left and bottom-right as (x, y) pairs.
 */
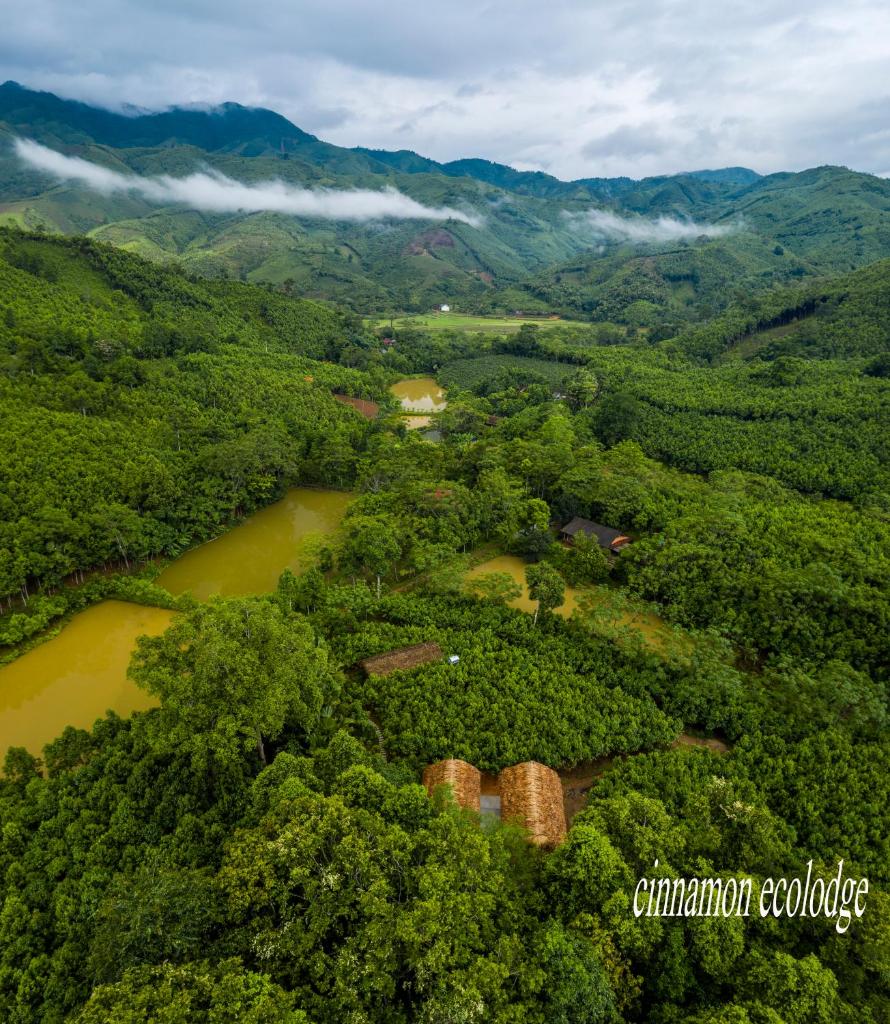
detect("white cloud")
(575, 209), (735, 243)
(14, 138), (481, 225)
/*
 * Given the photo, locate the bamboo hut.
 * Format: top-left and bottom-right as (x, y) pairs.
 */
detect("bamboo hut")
(498, 761), (567, 847)
(423, 758), (481, 813)
(359, 642), (443, 677)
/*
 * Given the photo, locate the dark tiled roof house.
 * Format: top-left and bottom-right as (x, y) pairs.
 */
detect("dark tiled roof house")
(559, 517), (631, 552)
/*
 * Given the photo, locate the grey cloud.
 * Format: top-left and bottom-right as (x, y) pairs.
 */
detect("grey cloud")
(3, 2), (890, 179)
(15, 138), (482, 224)
(788, 95), (890, 173)
(582, 125), (673, 161)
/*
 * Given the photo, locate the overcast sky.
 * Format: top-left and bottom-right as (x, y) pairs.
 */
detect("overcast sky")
(4, 1), (890, 179)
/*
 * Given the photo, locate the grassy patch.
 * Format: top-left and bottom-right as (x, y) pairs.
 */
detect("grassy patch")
(370, 312), (581, 334)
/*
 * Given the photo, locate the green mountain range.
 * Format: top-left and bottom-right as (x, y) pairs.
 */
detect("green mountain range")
(3, 81), (890, 322)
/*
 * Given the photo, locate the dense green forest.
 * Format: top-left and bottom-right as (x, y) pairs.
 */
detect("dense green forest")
(0, 229), (385, 616)
(0, 216), (888, 1024)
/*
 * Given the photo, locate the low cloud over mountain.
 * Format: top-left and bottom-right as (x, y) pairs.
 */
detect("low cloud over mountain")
(572, 208), (734, 243)
(15, 138), (481, 225)
(5, 2), (890, 178)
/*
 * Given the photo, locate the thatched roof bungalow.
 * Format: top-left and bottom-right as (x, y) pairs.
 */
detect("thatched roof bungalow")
(359, 642), (443, 677)
(422, 758), (481, 813)
(499, 761), (567, 848)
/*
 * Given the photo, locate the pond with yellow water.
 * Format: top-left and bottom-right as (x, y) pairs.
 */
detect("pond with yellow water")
(0, 601), (174, 755)
(156, 487), (352, 600)
(390, 377), (447, 414)
(0, 487), (352, 756)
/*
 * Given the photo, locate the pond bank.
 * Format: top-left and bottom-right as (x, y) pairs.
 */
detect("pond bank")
(465, 554), (672, 649)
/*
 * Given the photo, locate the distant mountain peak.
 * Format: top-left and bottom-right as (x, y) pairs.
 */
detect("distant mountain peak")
(683, 167), (762, 185)
(0, 82), (317, 152)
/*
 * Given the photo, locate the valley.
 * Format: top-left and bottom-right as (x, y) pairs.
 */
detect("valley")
(372, 312), (576, 333)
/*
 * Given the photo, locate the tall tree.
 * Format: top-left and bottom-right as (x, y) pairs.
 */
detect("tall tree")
(130, 597), (329, 769)
(339, 513), (402, 598)
(525, 562), (566, 624)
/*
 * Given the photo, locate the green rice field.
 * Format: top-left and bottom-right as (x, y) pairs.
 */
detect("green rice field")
(369, 311), (581, 334)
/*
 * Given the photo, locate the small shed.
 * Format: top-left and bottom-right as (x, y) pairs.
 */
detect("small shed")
(560, 517), (631, 552)
(333, 394), (380, 420)
(499, 761), (567, 848)
(359, 642), (443, 677)
(423, 758), (481, 813)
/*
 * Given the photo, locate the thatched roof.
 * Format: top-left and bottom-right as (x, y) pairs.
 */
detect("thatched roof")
(423, 759), (481, 812)
(498, 761), (567, 847)
(333, 393), (380, 420)
(359, 642), (443, 677)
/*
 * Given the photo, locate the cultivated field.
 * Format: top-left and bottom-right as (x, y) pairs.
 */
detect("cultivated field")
(369, 312), (581, 334)
(439, 354), (578, 390)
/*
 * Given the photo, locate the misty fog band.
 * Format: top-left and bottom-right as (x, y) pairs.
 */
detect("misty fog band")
(13, 138), (481, 225)
(634, 859), (868, 934)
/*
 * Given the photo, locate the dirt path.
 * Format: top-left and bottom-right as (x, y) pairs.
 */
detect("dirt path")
(673, 733), (730, 754)
(560, 757), (615, 823)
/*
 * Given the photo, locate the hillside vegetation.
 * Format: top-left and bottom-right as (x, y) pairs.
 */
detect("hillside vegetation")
(675, 256), (890, 362)
(0, 229), (380, 608)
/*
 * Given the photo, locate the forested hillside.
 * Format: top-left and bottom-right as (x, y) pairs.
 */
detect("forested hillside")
(0, 229), (380, 610)
(501, 231), (814, 327)
(0, 83), (599, 310)
(507, 166), (890, 327)
(675, 256), (890, 362)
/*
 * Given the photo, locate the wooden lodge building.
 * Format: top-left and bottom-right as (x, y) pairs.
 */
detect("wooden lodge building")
(560, 517), (631, 553)
(423, 757), (568, 848)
